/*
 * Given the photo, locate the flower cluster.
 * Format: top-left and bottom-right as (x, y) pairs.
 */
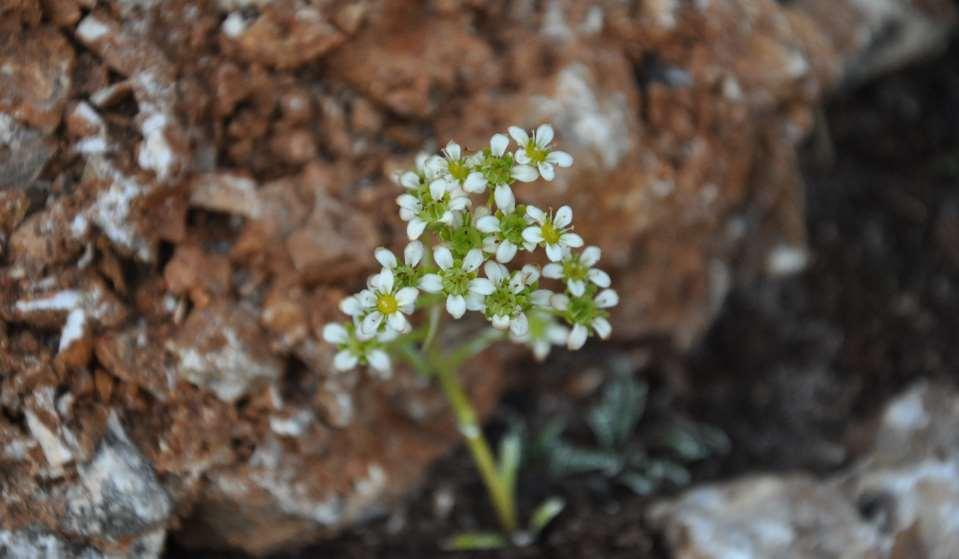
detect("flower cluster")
(324, 124), (618, 374)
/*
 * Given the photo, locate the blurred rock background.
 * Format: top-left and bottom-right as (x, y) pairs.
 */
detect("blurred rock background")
(0, 0), (956, 557)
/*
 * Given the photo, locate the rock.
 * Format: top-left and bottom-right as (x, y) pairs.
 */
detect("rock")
(651, 382), (959, 558)
(0, 114), (56, 190)
(0, 25), (74, 132)
(166, 302), (283, 403)
(223, 4), (346, 70)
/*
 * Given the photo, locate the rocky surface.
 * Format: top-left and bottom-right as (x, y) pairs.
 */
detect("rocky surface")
(650, 382), (959, 559)
(0, 0), (954, 557)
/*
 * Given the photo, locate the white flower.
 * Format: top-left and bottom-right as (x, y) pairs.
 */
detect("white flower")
(476, 207), (536, 263)
(522, 205), (584, 261)
(481, 261), (550, 337)
(512, 310), (569, 362)
(374, 241), (425, 288)
(508, 124), (573, 181)
(397, 178), (471, 240)
(542, 246), (611, 296)
(322, 322), (392, 377)
(359, 268), (419, 335)
(550, 288), (618, 350)
(418, 247), (490, 318)
(481, 133), (537, 187)
(428, 141), (488, 194)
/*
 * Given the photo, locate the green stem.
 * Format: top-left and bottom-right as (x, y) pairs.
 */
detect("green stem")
(434, 355), (517, 535)
(421, 304), (442, 352)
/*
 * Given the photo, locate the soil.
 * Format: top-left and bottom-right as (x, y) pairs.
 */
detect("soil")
(165, 36), (959, 559)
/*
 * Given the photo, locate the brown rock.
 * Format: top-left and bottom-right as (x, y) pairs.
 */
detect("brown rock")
(0, 26), (74, 132)
(225, 5), (346, 70)
(0, 114), (56, 190)
(286, 192), (379, 283)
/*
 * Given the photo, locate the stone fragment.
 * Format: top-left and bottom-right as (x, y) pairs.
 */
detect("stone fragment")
(0, 114), (56, 190)
(189, 172), (262, 218)
(94, 323), (176, 401)
(224, 6), (346, 69)
(0, 26), (74, 132)
(166, 302), (283, 403)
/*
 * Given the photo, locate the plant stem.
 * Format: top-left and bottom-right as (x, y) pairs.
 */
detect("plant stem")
(434, 356), (517, 535)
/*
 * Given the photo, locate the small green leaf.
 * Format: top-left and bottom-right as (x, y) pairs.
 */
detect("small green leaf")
(497, 429), (523, 497)
(589, 373), (647, 449)
(618, 471), (655, 495)
(442, 532), (509, 551)
(528, 497), (565, 537)
(644, 458), (691, 486)
(546, 443), (622, 478)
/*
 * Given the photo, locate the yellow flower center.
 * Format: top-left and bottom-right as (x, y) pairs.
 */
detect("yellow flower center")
(376, 293), (398, 315)
(542, 223), (561, 245)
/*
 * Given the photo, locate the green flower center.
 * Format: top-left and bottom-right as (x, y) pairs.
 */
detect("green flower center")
(562, 258), (588, 281)
(498, 208), (527, 244)
(525, 143), (549, 165)
(479, 152), (515, 186)
(567, 294), (604, 325)
(442, 268), (473, 296)
(447, 159), (470, 183)
(376, 293), (398, 315)
(394, 265), (419, 289)
(542, 222), (561, 245)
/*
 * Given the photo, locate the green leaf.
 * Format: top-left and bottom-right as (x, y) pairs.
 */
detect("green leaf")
(441, 532), (509, 551)
(656, 422), (730, 461)
(546, 443), (622, 478)
(644, 458), (691, 486)
(618, 471), (656, 495)
(589, 373), (647, 449)
(528, 497), (565, 538)
(497, 429), (523, 498)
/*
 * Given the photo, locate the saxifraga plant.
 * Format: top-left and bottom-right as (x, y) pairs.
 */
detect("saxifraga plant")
(321, 124), (619, 549)
(537, 372), (730, 497)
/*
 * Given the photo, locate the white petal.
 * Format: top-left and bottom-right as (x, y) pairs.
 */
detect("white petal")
(397, 193), (421, 211)
(523, 226), (544, 244)
(405, 241), (424, 267)
(466, 292), (486, 311)
(495, 240), (517, 263)
(464, 172), (487, 193)
(535, 123), (554, 147)
(511, 165), (538, 183)
(374, 247), (397, 269)
(482, 236), (499, 253)
(387, 312), (409, 333)
(475, 215), (500, 233)
(560, 232), (583, 248)
(520, 264), (540, 284)
(545, 243), (563, 262)
(419, 274), (443, 293)
(532, 341), (550, 361)
(526, 205), (546, 224)
(538, 162), (555, 181)
(334, 350), (358, 371)
(340, 297), (362, 316)
(379, 268), (395, 292)
(367, 349), (392, 376)
(449, 197), (470, 212)
(400, 171), (420, 189)
(543, 263), (563, 279)
(508, 126), (529, 146)
(399, 208), (416, 221)
(446, 294), (466, 319)
(494, 185), (515, 213)
(491, 314), (510, 330)
(567, 324), (588, 350)
(357, 290), (376, 307)
(395, 287), (419, 307)
(484, 260), (508, 283)
(515, 149), (531, 165)
(439, 210), (455, 225)
(407, 218), (427, 240)
(595, 289), (619, 308)
(429, 179), (447, 201)
(588, 268), (611, 288)
(490, 133), (509, 157)
(434, 246), (453, 270)
(445, 141), (461, 160)
(580, 246), (601, 267)
(547, 150), (573, 167)
(531, 289), (552, 307)
(592, 317), (612, 339)
(550, 293), (569, 311)
(322, 323), (349, 344)
(469, 277), (495, 295)
(362, 311), (383, 334)
(508, 272), (525, 294)
(462, 248), (484, 272)
(554, 206), (573, 229)
(568, 279), (586, 297)
(510, 313), (529, 337)
(547, 324), (570, 344)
